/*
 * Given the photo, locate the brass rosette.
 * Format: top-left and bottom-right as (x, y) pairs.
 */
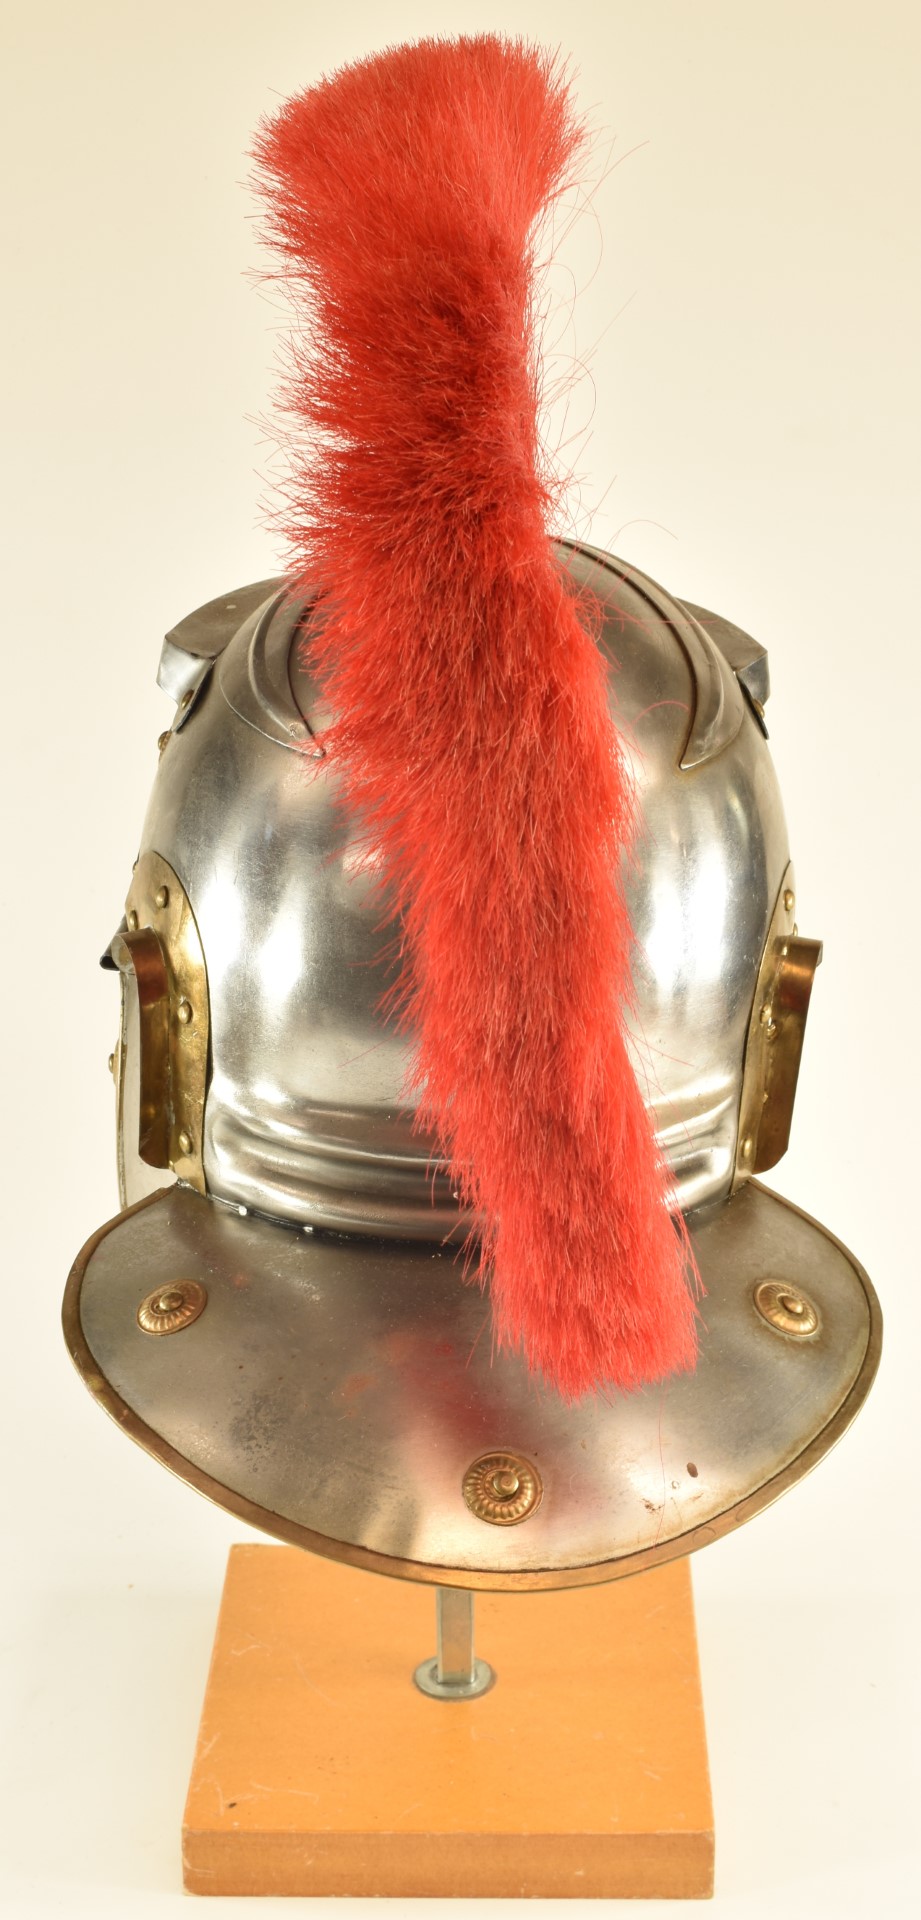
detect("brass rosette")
(137, 1279), (208, 1336)
(463, 1451), (542, 1526)
(754, 1279), (820, 1338)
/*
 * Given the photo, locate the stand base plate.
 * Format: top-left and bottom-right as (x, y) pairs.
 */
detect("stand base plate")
(183, 1545), (713, 1898)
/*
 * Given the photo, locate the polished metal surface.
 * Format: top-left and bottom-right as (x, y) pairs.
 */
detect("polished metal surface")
(220, 587), (318, 751)
(414, 1590), (496, 1700)
(121, 542), (791, 1234)
(66, 536), (882, 1588)
(64, 1178), (880, 1590)
(157, 579), (281, 708)
(161, 579), (280, 664)
(571, 544), (748, 770)
(680, 598), (771, 725)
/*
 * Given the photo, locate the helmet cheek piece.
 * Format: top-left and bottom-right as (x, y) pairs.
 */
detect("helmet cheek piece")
(106, 852), (210, 1205)
(734, 863), (823, 1185)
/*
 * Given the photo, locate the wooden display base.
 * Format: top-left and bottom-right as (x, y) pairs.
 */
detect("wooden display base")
(183, 1545), (713, 1899)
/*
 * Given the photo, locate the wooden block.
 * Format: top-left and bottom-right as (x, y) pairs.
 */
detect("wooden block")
(183, 1545), (713, 1899)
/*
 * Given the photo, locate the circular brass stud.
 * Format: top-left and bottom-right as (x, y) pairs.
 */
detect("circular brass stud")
(463, 1451), (542, 1526)
(740, 1135), (754, 1163)
(157, 730), (171, 753)
(176, 999), (193, 1025)
(127, 909), (139, 931)
(753, 1279), (820, 1338)
(179, 689), (194, 710)
(107, 1052), (115, 1075)
(137, 1279), (207, 1336)
(177, 1129), (193, 1156)
(783, 888), (795, 913)
(154, 885), (170, 909)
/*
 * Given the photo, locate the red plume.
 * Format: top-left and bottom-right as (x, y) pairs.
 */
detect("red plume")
(253, 35), (698, 1398)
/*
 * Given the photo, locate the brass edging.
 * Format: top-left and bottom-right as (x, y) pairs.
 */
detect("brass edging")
(62, 1180), (882, 1594)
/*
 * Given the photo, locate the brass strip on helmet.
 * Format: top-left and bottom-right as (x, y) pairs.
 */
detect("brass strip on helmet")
(111, 852), (210, 1196)
(110, 927), (171, 1172)
(734, 864), (823, 1184)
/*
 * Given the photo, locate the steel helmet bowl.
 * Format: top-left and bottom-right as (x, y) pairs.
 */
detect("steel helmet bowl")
(63, 539), (880, 1588)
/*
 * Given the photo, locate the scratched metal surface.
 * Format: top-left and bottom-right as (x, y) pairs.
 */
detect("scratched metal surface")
(68, 1177), (877, 1587)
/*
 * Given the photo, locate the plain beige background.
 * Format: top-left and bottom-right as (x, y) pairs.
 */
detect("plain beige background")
(2, 1), (918, 1913)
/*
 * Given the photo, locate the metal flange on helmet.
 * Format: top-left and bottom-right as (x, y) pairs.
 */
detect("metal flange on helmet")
(64, 541), (880, 1589)
(64, 36), (879, 1591)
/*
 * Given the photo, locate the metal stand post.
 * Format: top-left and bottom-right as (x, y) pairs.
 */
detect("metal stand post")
(413, 1586), (496, 1700)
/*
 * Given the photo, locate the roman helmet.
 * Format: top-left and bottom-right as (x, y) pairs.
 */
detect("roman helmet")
(64, 35), (879, 1595)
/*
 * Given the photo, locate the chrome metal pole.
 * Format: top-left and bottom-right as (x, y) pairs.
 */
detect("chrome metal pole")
(413, 1587), (495, 1700)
